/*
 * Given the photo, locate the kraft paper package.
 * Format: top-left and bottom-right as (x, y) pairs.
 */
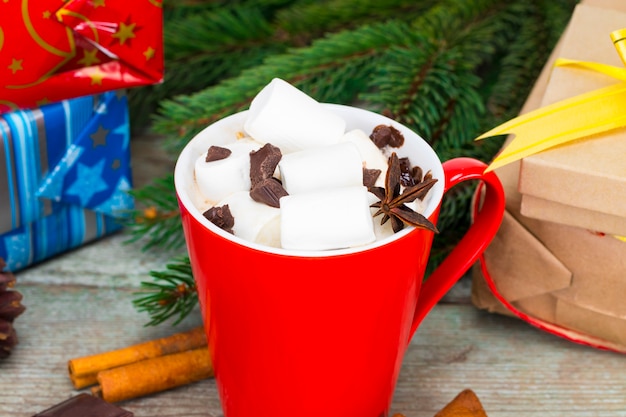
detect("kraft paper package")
(472, 0), (626, 353)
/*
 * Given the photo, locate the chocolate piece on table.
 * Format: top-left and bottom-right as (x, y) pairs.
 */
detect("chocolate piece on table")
(32, 393), (133, 417)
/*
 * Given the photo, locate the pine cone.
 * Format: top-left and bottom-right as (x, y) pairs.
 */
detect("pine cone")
(0, 258), (25, 358)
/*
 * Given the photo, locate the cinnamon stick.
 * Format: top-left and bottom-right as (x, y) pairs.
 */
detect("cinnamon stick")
(91, 347), (213, 403)
(68, 326), (207, 389)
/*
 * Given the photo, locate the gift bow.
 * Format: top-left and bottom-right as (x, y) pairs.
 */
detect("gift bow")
(477, 29), (626, 172)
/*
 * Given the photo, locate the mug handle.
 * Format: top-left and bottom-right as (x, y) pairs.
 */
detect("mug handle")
(409, 157), (505, 338)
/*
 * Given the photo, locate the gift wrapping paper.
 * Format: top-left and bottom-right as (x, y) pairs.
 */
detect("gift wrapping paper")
(0, 91), (133, 270)
(0, 0), (163, 113)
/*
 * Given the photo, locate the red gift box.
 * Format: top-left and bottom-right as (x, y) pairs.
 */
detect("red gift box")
(0, 0), (163, 114)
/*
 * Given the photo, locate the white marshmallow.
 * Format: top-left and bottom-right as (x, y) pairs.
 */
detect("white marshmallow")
(195, 140), (261, 204)
(278, 142), (363, 194)
(340, 129), (389, 187)
(243, 78), (346, 154)
(217, 191), (281, 245)
(280, 186), (375, 251)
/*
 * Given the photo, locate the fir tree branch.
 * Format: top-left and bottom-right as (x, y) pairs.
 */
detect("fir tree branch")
(133, 256), (197, 326)
(125, 174), (185, 252)
(152, 19), (430, 150)
(275, 0), (437, 37)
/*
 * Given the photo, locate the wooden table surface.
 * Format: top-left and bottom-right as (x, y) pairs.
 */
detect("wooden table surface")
(2, 134), (626, 417)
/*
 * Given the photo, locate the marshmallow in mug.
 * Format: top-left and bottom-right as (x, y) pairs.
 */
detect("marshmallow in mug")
(195, 139), (261, 204)
(217, 191), (281, 247)
(278, 142), (364, 194)
(340, 129), (389, 188)
(244, 78), (346, 154)
(280, 186), (375, 251)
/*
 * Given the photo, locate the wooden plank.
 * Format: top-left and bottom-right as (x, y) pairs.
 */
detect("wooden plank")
(16, 232), (181, 288)
(397, 307), (626, 417)
(2, 282), (625, 417)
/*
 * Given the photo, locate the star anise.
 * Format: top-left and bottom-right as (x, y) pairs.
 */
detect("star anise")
(369, 153), (438, 233)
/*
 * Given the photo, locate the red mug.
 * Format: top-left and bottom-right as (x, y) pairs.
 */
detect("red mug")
(175, 104), (505, 417)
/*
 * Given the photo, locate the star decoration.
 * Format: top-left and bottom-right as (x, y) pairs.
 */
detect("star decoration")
(65, 160), (109, 206)
(8, 59), (22, 74)
(93, 0), (106, 7)
(90, 125), (109, 147)
(86, 67), (106, 85)
(78, 49), (101, 66)
(42, 10), (51, 19)
(143, 46), (155, 60)
(112, 21), (137, 46)
(94, 177), (134, 217)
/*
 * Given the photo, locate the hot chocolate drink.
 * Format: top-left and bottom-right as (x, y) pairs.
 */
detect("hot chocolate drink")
(191, 78), (438, 251)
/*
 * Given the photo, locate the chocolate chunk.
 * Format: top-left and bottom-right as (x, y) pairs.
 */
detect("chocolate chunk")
(205, 146), (232, 162)
(203, 204), (235, 234)
(32, 393), (133, 417)
(250, 143), (282, 188)
(369, 124), (405, 148)
(362, 168), (382, 188)
(250, 177), (289, 208)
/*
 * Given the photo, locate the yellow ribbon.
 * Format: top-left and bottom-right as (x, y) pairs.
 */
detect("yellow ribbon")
(477, 28), (626, 172)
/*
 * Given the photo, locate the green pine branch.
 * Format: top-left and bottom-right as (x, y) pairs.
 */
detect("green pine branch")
(125, 174), (185, 252)
(133, 256), (197, 327)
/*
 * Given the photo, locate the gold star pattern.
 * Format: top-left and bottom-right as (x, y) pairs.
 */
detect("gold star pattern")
(78, 49), (101, 67)
(87, 68), (106, 85)
(90, 125), (109, 148)
(143, 46), (155, 60)
(8, 58), (22, 74)
(112, 21), (137, 46)
(93, 0), (106, 7)
(42, 10), (51, 19)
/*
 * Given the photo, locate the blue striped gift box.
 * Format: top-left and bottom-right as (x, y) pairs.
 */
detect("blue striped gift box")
(0, 91), (133, 271)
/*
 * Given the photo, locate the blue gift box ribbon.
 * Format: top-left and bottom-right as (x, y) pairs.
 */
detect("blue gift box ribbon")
(0, 91), (133, 270)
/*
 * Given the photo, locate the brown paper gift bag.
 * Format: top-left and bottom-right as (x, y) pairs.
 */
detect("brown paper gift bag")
(471, 0), (626, 353)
